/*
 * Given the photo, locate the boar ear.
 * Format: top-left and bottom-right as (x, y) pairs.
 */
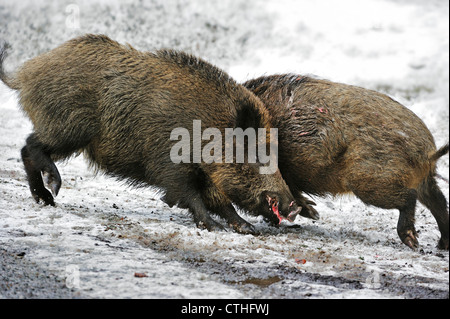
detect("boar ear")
(235, 99), (262, 130)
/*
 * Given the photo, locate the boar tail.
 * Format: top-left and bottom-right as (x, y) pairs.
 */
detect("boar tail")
(430, 144), (449, 163)
(0, 42), (21, 90)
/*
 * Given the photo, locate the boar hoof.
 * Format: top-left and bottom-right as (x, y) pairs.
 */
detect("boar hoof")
(299, 200), (320, 220)
(400, 229), (419, 250)
(196, 219), (225, 232)
(31, 187), (55, 206)
(230, 222), (258, 235)
(42, 170), (61, 197)
(300, 206), (320, 220)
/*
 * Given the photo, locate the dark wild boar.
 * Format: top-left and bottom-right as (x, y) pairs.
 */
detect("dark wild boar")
(244, 74), (449, 250)
(0, 34), (300, 234)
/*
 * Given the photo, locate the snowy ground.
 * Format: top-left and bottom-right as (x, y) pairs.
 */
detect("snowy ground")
(0, 0), (448, 299)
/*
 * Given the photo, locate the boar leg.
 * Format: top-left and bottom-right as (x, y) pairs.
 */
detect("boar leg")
(353, 186), (419, 250)
(199, 180), (257, 234)
(396, 189), (419, 250)
(418, 176), (449, 250)
(174, 193), (225, 232)
(190, 198), (226, 232)
(21, 134), (61, 206)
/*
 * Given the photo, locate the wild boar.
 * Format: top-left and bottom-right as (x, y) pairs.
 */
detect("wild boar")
(0, 35), (301, 234)
(244, 74), (449, 249)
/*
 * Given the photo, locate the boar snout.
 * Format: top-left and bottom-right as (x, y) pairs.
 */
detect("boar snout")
(262, 191), (301, 224)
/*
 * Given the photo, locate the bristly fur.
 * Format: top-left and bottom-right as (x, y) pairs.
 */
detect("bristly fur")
(155, 49), (236, 92)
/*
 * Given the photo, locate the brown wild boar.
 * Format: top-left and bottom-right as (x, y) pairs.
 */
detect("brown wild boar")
(0, 34), (301, 234)
(244, 74), (449, 250)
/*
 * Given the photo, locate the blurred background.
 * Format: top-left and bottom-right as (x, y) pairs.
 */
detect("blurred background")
(0, 1), (447, 86)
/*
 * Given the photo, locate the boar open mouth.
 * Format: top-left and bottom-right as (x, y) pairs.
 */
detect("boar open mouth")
(266, 195), (301, 224)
